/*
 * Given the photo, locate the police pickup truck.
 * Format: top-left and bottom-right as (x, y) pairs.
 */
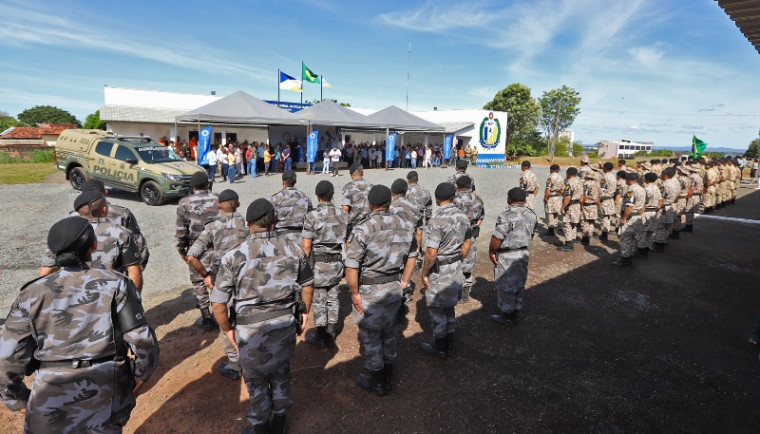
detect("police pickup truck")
(55, 129), (205, 205)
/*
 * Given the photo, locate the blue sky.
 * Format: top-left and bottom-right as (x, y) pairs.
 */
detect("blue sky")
(1, 0), (758, 149)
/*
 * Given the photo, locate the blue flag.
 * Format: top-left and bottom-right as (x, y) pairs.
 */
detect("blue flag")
(198, 126), (212, 165)
(307, 130), (319, 163)
(443, 134), (453, 161)
(386, 133), (397, 164)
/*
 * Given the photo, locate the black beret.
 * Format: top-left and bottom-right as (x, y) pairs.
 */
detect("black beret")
(644, 172), (658, 183)
(603, 162), (614, 170)
(82, 179), (105, 192)
(663, 167), (676, 177)
(74, 190), (104, 210)
(616, 170), (627, 178)
(282, 170), (297, 182)
(406, 171), (419, 180)
(391, 178), (408, 194)
(508, 187), (526, 202)
(673, 162), (681, 167)
(48, 217), (95, 254)
(246, 198), (274, 223)
(521, 160), (531, 168)
(218, 189), (238, 203)
(625, 172), (639, 181)
(315, 180), (333, 196)
(435, 182), (457, 200)
(549, 164), (560, 171)
(368, 185), (392, 206)
(456, 175), (472, 187)
(650, 159), (659, 164)
(455, 160), (468, 169)
(191, 171), (209, 187)
(349, 162), (363, 174)
(566, 167), (578, 176)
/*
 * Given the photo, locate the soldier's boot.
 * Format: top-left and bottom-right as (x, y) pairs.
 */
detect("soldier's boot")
(557, 241), (574, 252)
(306, 326), (329, 349)
(611, 256), (633, 266)
(356, 369), (386, 396)
(270, 413), (286, 434)
(218, 360), (241, 380)
(670, 230), (681, 240)
(651, 242), (666, 252)
(383, 363), (394, 391)
(544, 227), (555, 237)
(419, 337), (448, 359)
(458, 285), (471, 304)
(599, 231), (609, 241)
(489, 310), (519, 326)
(633, 247), (649, 259)
(326, 323), (337, 348)
(684, 224), (693, 233)
(581, 236), (590, 246)
(242, 423), (270, 434)
(195, 308), (217, 331)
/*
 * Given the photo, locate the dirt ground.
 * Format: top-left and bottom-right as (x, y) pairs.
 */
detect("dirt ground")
(2, 180), (759, 433)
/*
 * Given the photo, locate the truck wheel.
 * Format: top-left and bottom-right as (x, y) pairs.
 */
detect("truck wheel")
(69, 167), (87, 190)
(140, 181), (164, 206)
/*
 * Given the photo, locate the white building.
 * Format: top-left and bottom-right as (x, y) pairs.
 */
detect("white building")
(597, 139), (654, 159)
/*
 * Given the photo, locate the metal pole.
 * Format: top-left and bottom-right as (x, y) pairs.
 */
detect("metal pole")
(550, 96), (564, 164)
(300, 62), (303, 107)
(320, 75), (323, 101)
(406, 41), (411, 112)
(278, 69), (281, 108)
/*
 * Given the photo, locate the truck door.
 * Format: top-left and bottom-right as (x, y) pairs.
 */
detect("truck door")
(91, 140), (116, 183)
(112, 144), (140, 190)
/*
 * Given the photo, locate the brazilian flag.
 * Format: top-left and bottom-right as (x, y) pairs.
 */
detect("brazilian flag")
(692, 135), (707, 157)
(302, 63), (319, 84)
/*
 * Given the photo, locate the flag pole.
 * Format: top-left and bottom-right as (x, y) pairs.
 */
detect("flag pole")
(300, 62), (304, 107)
(277, 69), (281, 109)
(320, 75), (323, 101)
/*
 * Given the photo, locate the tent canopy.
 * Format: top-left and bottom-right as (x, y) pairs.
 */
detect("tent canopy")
(366, 105), (444, 132)
(175, 91), (302, 125)
(296, 100), (377, 128)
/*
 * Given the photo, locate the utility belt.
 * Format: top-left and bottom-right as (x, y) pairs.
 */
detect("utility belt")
(568, 200), (580, 204)
(278, 226), (303, 234)
(236, 307), (294, 325)
(645, 207), (658, 211)
(437, 254), (462, 266)
(601, 195), (614, 200)
(360, 272), (400, 285)
(548, 194), (560, 197)
(582, 202), (597, 206)
(497, 246), (528, 252)
(313, 252), (343, 263)
(39, 353), (119, 370)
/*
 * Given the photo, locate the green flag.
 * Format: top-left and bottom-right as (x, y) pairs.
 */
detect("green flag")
(692, 135), (707, 157)
(302, 63), (319, 83)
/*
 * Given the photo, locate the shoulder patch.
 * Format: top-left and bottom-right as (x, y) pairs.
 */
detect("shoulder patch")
(626, 192), (632, 198)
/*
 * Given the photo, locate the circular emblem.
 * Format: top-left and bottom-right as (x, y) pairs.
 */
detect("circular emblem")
(200, 129), (210, 137)
(309, 132), (316, 139)
(479, 112), (501, 149)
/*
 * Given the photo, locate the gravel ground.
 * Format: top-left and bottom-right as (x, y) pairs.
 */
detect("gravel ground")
(0, 165), (548, 314)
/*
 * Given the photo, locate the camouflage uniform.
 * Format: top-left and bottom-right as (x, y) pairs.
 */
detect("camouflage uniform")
(302, 203), (348, 328)
(642, 183), (661, 249)
(614, 177), (627, 223)
(70, 204), (150, 268)
(655, 178), (680, 243)
(561, 177), (583, 243)
(519, 169), (538, 210)
(41, 216), (141, 274)
(345, 210), (417, 372)
(619, 183), (646, 258)
(686, 169), (703, 225)
(492, 205), (537, 314)
(341, 177), (374, 233)
(448, 172), (476, 193)
(271, 187), (313, 245)
(453, 190), (485, 298)
(406, 183), (433, 225)
(0, 267), (159, 433)
(187, 212), (249, 368)
(578, 165), (592, 182)
(674, 173), (690, 231)
(704, 166), (719, 209)
(599, 172), (617, 233)
(580, 176), (601, 238)
(390, 196), (423, 229)
(210, 232), (313, 428)
(423, 204), (471, 338)
(544, 172), (564, 230)
(175, 190), (220, 310)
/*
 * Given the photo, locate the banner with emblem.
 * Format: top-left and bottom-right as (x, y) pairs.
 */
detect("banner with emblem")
(443, 134), (453, 161)
(479, 112), (501, 148)
(386, 132), (397, 163)
(198, 126), (212, 165)
(307, 130), (319, 163)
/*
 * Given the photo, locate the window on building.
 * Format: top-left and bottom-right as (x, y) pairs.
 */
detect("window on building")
(95, 141), (113, 157)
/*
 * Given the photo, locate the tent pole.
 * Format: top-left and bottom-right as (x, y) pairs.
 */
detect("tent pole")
(277, 69), (281, 108)
(320, 75), (323, 101)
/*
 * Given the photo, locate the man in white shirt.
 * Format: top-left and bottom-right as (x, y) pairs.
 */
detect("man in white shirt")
(329, 146), (342, 177)
(206, 145), (218, 184)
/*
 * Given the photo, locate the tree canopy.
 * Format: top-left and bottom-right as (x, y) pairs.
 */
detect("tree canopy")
(747, 138), (760, 159)
(83, 110), (107, 130)
(538, 86), (581, 155)
(483, 83), (541, 159)
(0, 111), (24, 132)
(17, 105), (80, 127)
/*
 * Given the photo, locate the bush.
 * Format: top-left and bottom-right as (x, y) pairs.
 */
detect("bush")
(30, 149), (54, 163)
(0, 152), (23, 164)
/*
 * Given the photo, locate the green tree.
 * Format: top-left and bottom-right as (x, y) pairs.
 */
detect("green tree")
(746, 138), (760, 159)
(83, 110), (107, 130)
(554, 136), (571, 157)
(0, 111), (22, 132)
(17, 105), (80, 127)
(483, 83), (541, 160)
(539, 85), (582, 155)
(507, 130), (546, 157)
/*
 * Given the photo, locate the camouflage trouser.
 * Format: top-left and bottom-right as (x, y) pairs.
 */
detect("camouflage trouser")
(599, 198), (616, 232)
(619, 215), (643, 258)
(718, 184), (728, 204)
(353, 282), (403, 371)
(221, 300), (238, 363)
(686, 195), (701, 225)
(188, 252), (213, 309)
(426, 263), (464, 338)
(26, 360), (135, 433)
(494, 250), (529, 314)
(313, 284), (340, 327)
(704, 186), (716, 208)
(545, 196), (562, 228)
(526, 193), (536, 210)
(237, 316), (296, 426)
(580, 204), (598, 237)
(461, 237), (477, 288)
(674, 198), (687, 230)
(655, 206), (675, 243)
(561, 203), (581, 242)
(640, 211), (658, 249)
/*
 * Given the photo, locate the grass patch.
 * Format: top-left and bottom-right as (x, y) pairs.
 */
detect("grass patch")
(0, 163), (59, 184)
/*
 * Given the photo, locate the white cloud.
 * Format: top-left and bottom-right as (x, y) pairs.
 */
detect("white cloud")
(628, 46), (665, 67)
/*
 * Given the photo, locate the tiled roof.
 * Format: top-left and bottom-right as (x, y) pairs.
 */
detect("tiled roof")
(100, 105), (188, 124)
(0, 124), (77, 139)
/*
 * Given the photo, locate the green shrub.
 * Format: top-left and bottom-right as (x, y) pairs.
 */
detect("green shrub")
(30, 149), (55, 163)
(0, 152), (22, 164)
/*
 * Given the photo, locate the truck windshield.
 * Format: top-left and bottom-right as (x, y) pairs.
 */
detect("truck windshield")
(135, 146), (182, 163)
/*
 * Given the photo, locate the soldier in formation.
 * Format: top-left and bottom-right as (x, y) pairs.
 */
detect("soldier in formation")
(1, 217), (159, 432)
(519, 160), (539, 210)
(580, 170), (601, 246)
(599, 162), (618, 240)
(405, 170), (433, 255)
(557, 167), (583, 252)
(543, 164), (564, 237)
(453, 175), (484, 303)
(271, 170), (313, 245)
(341, 163), (373, 238)
(613, 172), (646, 266)
(448, 159), (476, 193)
